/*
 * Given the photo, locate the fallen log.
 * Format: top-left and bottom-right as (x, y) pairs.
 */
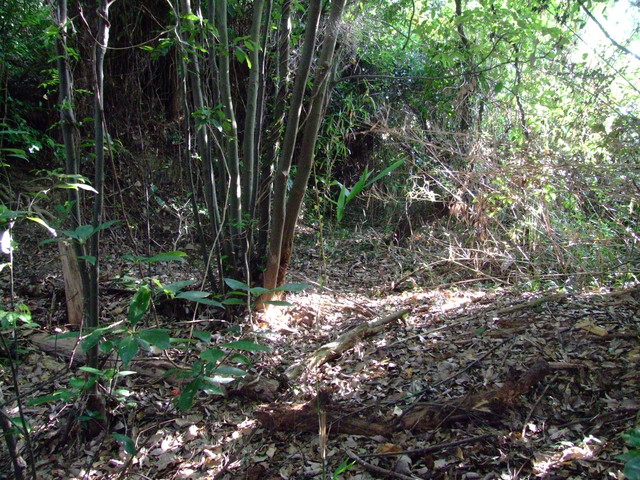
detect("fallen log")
(285, 307), (412, 380)
(256, 360), (551, 436)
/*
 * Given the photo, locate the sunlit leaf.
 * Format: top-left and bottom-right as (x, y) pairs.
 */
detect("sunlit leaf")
(145, 251), (188, 263)
(26, 217), (57, 237)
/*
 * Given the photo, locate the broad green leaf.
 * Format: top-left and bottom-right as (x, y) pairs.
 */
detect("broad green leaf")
(229, 353), (251, 365)
(78, 255), (97, 266)
(623, 455), (640, 480)
(192, 298), (224, 307)
(118, 335), (139, 367)
(138, 329), (171, 350)
(274, 283), (310, 292)
(176, 290), (209, 300)
(211, 366), (247, 377)
(224, 278), (250, 291)
(177, 378), (201, 411)
(162, 280), (195, 295)
(221, 298), (247, 306)
(262, 300), (293, 307)
(113, 433), (137, 455)
(199, 380), (225, 395)
(623, 429), (640, 448)
(81, 327), (109, 351)
(93, 219), (119, 232)
(28, 391), (74, 405)
(220, 339), (270, 351)
(200, 348), (224, 364)
(193, 331), (211, 343)
(248, 286), (271, 296)
(53, 331), (80, 340)
(75, 224), (95, 241)
(365, 159), (404, 188)
(128, 285), (151, 326)
(79, 367), (105, 376)
(144, 251), (187, 263)
(69, 377), (88, 389)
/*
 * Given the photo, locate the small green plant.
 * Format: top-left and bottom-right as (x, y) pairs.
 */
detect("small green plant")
(618, 428), (640, 480)
(332, 159), (404, 223)
(332, 458), (356, 479)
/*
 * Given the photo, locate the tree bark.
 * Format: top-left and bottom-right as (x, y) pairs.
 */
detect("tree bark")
(262, 0), (323, 293)
(277, 0), (348, 287)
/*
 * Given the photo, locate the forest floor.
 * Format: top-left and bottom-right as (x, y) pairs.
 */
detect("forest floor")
(1, 219), (639, 480)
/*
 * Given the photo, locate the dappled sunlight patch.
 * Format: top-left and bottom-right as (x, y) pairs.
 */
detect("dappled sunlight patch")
(532, 436), (603, 476)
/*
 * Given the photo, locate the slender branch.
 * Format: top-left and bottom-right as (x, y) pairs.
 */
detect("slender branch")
(578, 0), (640, 62)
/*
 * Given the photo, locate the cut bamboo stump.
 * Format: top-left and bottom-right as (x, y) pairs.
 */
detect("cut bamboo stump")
(58, 240), (84, 326)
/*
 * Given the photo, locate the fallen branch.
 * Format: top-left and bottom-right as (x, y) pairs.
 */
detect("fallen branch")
(256, 360), (551, 435)
(345, 448), (418, 480)
(285, 307), (411, 380)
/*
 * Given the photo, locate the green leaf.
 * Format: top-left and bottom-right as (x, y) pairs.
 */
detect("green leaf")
(365, 159), (404, 188)
(162, 280), (195, 295)
(79, 367), (105, 376)
(64, 183), (98, 193)
(81, 327), (111, 352)
(138, 329), (171, 350)
(220, 339), (270, 352)
(248, 286), (271, 296)
(200, 348), (224, 364)
(224, 278), (250, 291)
(145, 251), (188, 263)
(274, 283), (310, 292)
(229, 353), (251, 365)
(53, 331), (80, 340)
(75, 224), (95, 241)
(222, 298), (247, 306)
(177, 379), (201, 411)
(118, 335), (139, 367)
(193, 331), (211, 343)
(199, 380), (225, 395)
(262, 300), (293, 307)
(176, 290), (209, 300)
(128, 285), (151, 326)
(113, 433), (137, 455)
(623, 454), (640, 480)
(78, 255), (96, 266)
(211, 366), (247, 377)
(623, 429), (640, 448)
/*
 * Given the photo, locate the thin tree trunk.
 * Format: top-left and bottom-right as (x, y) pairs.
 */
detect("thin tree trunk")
(216, 0), (243, 265)
(86, 0), (111, 435)
(241, 0), (266, 216)
(54, 0), (90, 306)
(256, 0), (290, 266)
(262, 0), (323, 292)
(179, 0), (223, 291)
(277, 0), (348, 286)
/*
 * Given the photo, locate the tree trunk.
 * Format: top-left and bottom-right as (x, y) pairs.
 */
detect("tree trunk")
(276, 0), (348, 287)
(262, 0), (323, 293)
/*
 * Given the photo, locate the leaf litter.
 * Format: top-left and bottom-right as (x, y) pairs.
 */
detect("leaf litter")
(0, 224), (638, 479)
